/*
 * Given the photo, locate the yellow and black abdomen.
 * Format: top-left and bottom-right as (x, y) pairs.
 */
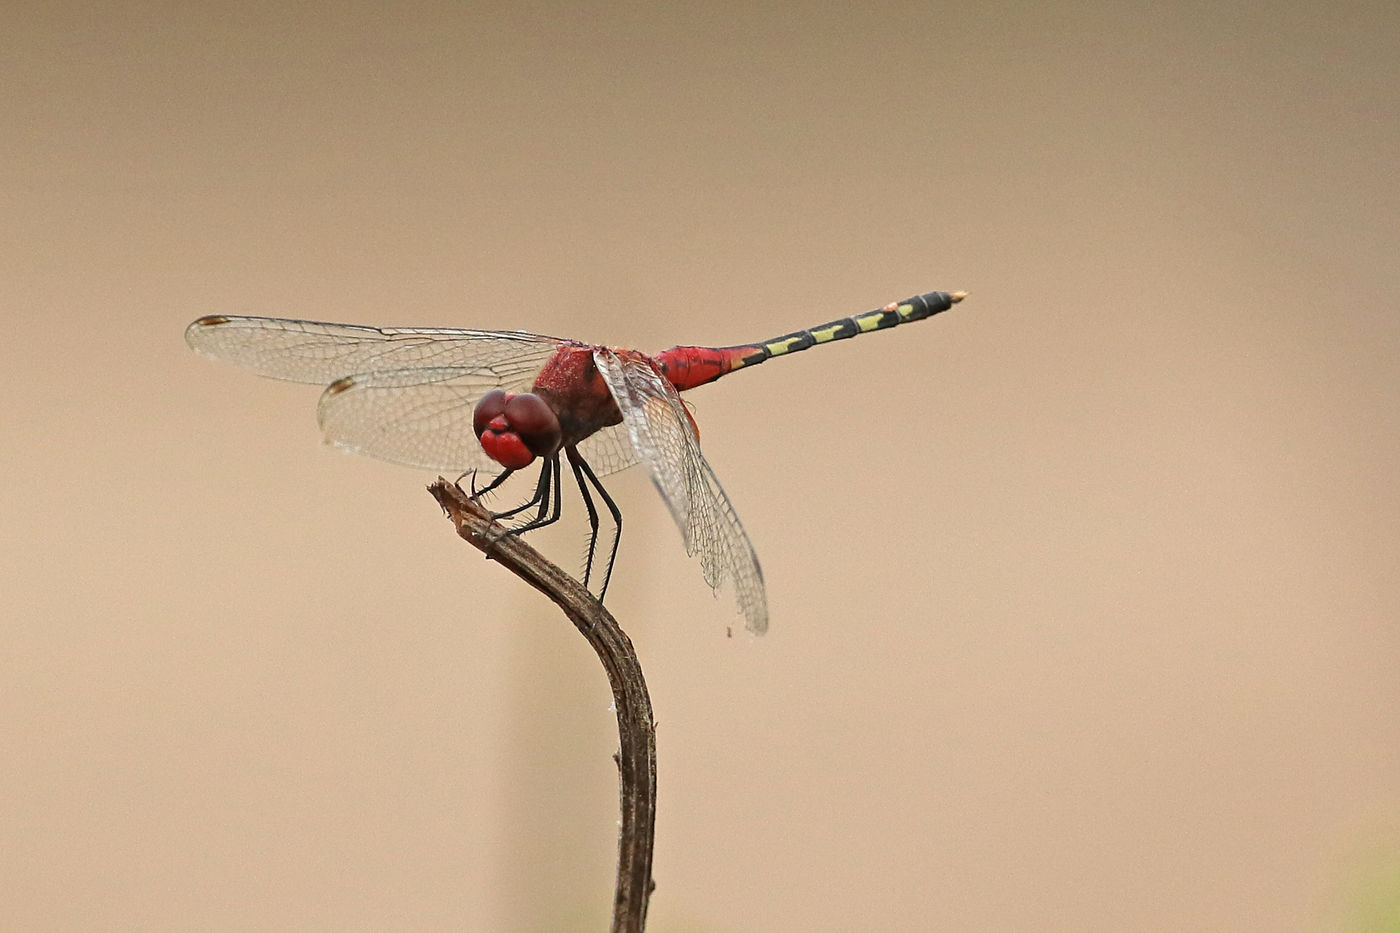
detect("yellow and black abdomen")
(656, 290), (966, 392)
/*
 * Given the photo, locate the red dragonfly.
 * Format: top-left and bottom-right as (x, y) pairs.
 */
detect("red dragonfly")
(186, 289), (967, 634)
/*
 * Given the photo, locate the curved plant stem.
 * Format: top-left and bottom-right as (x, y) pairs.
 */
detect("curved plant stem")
(428, 479), (656, 933)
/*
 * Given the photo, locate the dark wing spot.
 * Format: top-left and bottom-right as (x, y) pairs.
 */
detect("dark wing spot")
(325, 375), (358, 397)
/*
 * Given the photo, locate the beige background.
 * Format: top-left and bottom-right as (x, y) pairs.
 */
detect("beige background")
(4, 2), (1398, 931)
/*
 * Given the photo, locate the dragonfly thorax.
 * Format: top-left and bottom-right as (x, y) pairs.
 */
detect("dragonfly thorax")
(472, 389), (562, 470)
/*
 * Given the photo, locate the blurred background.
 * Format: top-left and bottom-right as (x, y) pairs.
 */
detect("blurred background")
(3, 2), (1398, 930)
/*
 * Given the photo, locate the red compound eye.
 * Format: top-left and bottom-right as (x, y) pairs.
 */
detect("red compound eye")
(504, 393), (561, 456)
(472, 390), (561, 469)
(473, 390), (509, 440)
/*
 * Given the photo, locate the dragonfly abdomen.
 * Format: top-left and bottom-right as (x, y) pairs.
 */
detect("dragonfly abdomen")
(657, 290), (966, 391)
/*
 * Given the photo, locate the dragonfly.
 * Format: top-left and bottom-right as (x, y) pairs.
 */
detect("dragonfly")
(186, 289), (967, 634)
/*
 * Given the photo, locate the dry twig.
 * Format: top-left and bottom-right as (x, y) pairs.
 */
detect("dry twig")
(428, 478), (656, 933)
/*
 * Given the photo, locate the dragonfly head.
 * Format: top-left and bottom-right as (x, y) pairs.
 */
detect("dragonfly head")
(473, 390), (561, 470)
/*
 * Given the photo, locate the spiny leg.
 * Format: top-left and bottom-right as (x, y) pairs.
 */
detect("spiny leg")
(567, 447), (622, 602)
(567, 447), (602, 591)
(506, 454), (564, 535)
(479, 459), (554, 550)
(489, 459), (552, 523)
(465, 467), (515, 502)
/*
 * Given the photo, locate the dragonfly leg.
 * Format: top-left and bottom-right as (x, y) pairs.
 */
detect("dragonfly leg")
(465, 467), (515, 502)
(476, 463), (544, 545)
(487, 462), (550, 523)
(566, 447), (622, 603)
(506, 454), (564, 535)
(478, 457), (557, 549)
(566, 448), (602, 591)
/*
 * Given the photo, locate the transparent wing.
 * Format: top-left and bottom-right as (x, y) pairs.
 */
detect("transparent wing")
(185, 314), (564, 384)
(593, 348), (768, 634)
(315, 362), (555, 473)
(186, 314), (563, 472)
(575, 422), (643, 477)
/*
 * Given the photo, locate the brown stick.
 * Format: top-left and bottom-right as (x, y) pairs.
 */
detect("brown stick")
(428, 479), (656, 932)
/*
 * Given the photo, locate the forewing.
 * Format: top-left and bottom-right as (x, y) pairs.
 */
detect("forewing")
(186, 314), (563, 472)
(593, 349), (768, 634)
(315, 362), (552, 473)
(185, 314), (563, 384)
